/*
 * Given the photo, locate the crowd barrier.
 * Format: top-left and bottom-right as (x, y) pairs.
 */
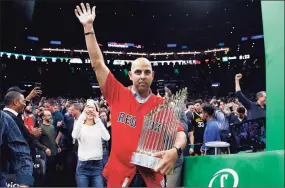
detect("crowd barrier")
(183, 150), (284, 187)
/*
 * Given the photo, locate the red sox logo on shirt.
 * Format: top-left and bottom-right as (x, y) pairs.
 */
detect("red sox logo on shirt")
(117, 112), (162, 132)
(118, 112), (137, 128)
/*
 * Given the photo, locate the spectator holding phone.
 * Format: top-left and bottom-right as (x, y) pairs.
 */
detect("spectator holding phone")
(72, 99), (110, 187)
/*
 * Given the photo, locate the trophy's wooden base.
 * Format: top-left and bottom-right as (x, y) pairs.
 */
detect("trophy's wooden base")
(130, 152), (161, 170)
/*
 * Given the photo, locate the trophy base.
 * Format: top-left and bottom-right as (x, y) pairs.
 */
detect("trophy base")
(130, 152), (161, 170)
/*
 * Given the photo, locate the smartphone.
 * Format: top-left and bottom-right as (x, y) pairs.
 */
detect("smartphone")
(34, 82), (42, 89)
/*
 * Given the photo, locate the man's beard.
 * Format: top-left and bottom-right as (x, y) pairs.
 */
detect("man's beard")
(45, 119), (51, 123)
(25, 109), (33, 114)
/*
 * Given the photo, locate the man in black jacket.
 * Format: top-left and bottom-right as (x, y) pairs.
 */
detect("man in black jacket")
(3, 91), (48, 158)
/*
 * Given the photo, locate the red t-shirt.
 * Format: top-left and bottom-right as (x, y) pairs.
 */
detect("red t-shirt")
(101, 72), (184, 187)
(24, 115), (35, 134)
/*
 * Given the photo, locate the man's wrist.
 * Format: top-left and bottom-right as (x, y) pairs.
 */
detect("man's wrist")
(173, 146), (182, 156)
(84, 24), (94, 32)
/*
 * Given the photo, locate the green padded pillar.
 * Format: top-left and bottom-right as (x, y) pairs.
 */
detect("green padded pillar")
(261, 1), (284, 150)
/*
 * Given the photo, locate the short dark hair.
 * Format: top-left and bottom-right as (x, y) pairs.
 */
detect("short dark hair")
(195, 99), (202, 105)
(186, 102), (194, 109)
(211, 100), (220, 107)
(45, 100), (55, 106)
(99, 110), (107, 115)
(4, 91), (22, 106)
(202, 104), (215, 116)
(237, 106), (246, 114)
(72, 103), (83, 112)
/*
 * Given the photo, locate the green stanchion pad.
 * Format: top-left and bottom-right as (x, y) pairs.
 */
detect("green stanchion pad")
(183, 150), (284, 187)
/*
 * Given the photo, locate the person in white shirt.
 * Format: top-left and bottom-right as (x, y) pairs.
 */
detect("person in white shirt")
(72, 99), (110, 187)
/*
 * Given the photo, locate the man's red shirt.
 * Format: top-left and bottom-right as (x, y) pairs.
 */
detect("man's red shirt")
(101, 72), (184, 187)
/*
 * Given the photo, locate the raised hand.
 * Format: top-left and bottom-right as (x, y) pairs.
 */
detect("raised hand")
(26, 87), (42, 101)
(235, 73), (242, 81)
(45, 148), (51, 156)
(75, 3), (96, 27)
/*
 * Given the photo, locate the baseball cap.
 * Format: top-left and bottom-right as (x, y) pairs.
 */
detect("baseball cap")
(7, 86), (26, 93)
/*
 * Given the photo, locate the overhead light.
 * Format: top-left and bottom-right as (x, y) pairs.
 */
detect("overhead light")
(114, 12), (116, 15)
(224, 8), (227, 11)
(204, 48), (229, 53)
(43, 48), (71, 52)
(149, 52), (174, 56)
(169, 14), (172, 16)
(177, 51), (201, 55)
(126, 52), (147, 56)
(230, 31), (233, 33)
(132, 14), (134, 16)
(30, 49), (32, 51)
(14, 46), (16, 48)
(233, 27), (235, 29)
(153, 15), (155, 17)
(25, 27), (27, 30)
(103, 51), (123, 54)
(186, 14), (188, 16)
(253, 42), (255, 45)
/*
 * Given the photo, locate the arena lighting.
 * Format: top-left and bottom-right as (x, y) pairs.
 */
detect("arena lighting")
(149, 52), (174, 56)
(113, 60), (133, 65)
(126, 52), (147, 56)
(177, 51), (201, 55)
(42, 48), (71, 52)
(74, 49), (88, 53)
(204, 48), (229, 53)
(0, 51), (70, 62)
(113, 59), (198, 66)
(27, 36), (39, 41)
(103, 51), (123, 54)
(70, 58), (83, 64)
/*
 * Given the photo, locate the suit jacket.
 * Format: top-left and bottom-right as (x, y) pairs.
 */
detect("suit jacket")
(4, 110), (47, 152)
(59, 113), (75, 150)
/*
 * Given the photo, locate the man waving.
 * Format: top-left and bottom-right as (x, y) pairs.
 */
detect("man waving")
(74, 3), (186, 187)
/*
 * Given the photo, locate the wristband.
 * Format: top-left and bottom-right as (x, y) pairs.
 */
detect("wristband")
(85, 31), (95, 35)
(189, 144), (194, 149)
(174, 146), (182, 156)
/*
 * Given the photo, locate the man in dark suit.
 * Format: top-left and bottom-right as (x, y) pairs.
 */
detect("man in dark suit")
(3, 91), (48, 158)
(0, 110), (34, 187)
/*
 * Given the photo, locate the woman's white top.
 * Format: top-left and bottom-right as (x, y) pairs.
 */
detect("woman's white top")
(72, 113), (110, 161)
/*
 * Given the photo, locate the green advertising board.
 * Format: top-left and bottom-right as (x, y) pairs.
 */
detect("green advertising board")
(261, 1), (284, 151)
(183, 150), (284, 187)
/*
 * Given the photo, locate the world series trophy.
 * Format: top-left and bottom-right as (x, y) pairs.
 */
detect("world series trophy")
(131, 88), (188, 170)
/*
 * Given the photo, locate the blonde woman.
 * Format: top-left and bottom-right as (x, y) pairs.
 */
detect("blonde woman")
(72, 99), (110, 187)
